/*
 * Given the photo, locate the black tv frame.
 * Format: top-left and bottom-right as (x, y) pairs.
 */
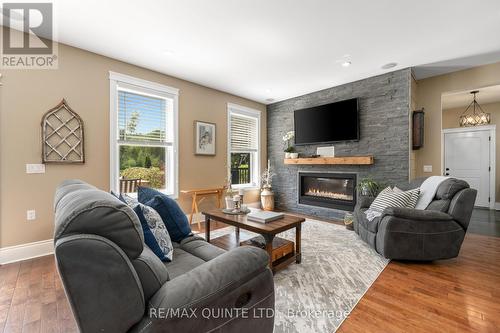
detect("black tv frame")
(293, 98), (360, 146)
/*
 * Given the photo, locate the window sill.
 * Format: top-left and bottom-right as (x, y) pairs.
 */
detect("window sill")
(231, 185), (260, 191)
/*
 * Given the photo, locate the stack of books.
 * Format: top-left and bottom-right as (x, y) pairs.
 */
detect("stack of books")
(247, 211), (284, 223)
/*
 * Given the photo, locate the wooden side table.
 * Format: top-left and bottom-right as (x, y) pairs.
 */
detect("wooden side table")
(181, 188), (224, 230)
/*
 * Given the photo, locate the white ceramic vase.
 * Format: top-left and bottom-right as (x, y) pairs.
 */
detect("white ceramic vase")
(285, 152), (291, 159)
(260, 188), (275, 211)
(290, 152), (299, 159)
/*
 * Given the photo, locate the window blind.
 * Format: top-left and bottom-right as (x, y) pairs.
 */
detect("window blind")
(118, 90), (167, 143)
(230, 112), (258, 151)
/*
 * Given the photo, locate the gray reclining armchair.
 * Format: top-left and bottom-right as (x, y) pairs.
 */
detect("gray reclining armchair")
(53, 180), (275, 332)
(354, 178), (477, 261)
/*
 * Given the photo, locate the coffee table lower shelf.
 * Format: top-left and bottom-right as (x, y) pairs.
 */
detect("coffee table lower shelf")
(210, 233), (297, 273)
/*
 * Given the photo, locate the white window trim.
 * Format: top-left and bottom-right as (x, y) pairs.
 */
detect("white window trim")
(227, 103), (261, 190)
(109, 71), (179, 198)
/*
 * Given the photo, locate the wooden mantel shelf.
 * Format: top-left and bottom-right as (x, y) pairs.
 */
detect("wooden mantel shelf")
(284, 156), (374, 165)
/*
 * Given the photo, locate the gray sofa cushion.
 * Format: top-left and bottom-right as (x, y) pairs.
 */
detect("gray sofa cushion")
(424, 179), (468, 212)
(164, 236), (227, 279)
(132, 245), (170, 301)
(54, 179), (144, 259)
(436, 178), (469, 200)
(180, 236), (226, 261)
(425, 199), (451, 212)
(165, 248), (206, 279)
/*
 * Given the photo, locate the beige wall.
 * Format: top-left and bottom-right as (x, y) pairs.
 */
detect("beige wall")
(443, 102), (500, 197)
(415, 61), (500, 179)
(0, 36), (266, 247)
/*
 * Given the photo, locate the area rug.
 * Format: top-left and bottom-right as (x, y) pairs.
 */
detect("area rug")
(204, 219), (389, 333)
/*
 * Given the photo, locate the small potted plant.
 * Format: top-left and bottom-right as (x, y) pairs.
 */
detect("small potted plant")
(356, 177), (383, 197)
(260, 160), (276, 211)
(282, 131), (298, 158)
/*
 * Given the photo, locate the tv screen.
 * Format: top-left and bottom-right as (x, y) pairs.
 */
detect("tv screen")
(294, 98), (359, 145)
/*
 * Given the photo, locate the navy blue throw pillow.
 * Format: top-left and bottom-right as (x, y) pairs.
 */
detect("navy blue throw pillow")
(138, 187), (163, 204)
(133, 205), (168, 261)
(145, 195), (192, 243)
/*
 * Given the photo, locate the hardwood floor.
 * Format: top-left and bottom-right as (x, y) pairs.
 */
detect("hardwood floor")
(1, 215), (499, 333)
(0, 256), (77, 333)
(338, 232), (500, 333)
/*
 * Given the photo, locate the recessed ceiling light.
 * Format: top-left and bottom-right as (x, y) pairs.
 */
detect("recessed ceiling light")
(163, 50), (175, 56)
(265, 89), (272, 93)
(341, 61), (352, 67)
(381, 62), (398, 70)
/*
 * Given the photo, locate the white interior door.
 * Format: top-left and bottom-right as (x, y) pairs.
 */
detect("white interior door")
(444, 129), (491, 207)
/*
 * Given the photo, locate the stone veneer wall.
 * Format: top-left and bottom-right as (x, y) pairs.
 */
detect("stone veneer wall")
(267, 69), (412, 220)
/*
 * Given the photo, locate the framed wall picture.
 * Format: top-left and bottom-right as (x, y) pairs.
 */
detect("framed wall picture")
(195, 121), (216, 155)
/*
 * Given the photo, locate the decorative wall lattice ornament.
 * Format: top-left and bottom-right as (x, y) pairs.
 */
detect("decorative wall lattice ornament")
(41, 99), (85, 163)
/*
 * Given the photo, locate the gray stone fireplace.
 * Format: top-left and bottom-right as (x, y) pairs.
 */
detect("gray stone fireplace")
(267, 69), (411, 220)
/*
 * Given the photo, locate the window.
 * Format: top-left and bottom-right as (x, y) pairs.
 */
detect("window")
(227, 103), (261, 188)
(109, 72), (178, 197)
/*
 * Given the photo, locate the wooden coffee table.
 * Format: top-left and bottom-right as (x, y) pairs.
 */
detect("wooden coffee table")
(202, 209), (305, 273)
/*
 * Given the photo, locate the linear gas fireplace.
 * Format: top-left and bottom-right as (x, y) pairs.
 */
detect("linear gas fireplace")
(298, 172), (357, 211)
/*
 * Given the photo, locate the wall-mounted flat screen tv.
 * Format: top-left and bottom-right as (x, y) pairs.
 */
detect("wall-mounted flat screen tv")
(294, 98), (359, 145)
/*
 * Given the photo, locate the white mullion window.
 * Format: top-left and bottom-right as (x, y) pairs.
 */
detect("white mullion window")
(227, 103), (261, 189)
(110, 72), (179, 197)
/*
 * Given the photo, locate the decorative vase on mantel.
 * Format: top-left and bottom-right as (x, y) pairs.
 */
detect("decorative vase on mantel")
(260, 188), (275, 211)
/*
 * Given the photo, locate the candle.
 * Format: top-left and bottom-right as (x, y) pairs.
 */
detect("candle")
(238, 188), (245, 196)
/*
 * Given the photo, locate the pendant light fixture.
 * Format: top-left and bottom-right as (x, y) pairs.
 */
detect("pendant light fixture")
(459, 90), (490, 127)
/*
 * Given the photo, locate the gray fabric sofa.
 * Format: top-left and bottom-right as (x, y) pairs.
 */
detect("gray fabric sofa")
(53, 180), (275, 333)
(354, 178), (477, 261)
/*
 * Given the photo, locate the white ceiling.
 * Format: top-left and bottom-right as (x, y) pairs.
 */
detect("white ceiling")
(442, 85), (500, 110)
(5, 0), (500, 104)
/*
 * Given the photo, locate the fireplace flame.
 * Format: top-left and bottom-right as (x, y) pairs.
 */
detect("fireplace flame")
(305, 188), (353, 201)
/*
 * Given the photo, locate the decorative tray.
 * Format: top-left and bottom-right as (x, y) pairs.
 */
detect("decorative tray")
(222, 208), (251, 215)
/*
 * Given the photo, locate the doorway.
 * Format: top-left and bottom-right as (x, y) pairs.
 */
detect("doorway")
(443, 126), (495, 208)
(441, 86), (500, 209)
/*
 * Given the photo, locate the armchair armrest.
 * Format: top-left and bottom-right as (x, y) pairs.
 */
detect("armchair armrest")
(146, 246), (275, 331)
(381, 207), (453, 221)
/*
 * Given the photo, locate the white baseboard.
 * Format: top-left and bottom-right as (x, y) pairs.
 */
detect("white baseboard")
(186, 201), (261, 225)
(0, 239), (54, 265)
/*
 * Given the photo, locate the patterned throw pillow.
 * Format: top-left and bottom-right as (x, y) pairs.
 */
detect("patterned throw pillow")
(369, 186), (413, 213)
(133, 205), (169, 261)
(394, 187), (421, 208)
(120, 194), (173, 262)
